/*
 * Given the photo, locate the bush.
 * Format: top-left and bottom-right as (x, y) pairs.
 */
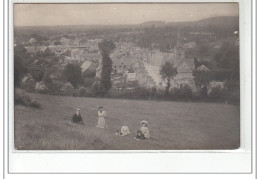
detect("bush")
(170, 87), (181, 99)
(48, 80), (64, 95)
(60, 82), (75, 96)
(72, 89), (80, 97)
(90, 81), (102, 95)
(79, 87), (87, 97)
(83, 77), (95, 88)
(180, 85), (193, 99)
(63, 63), (83, 88)
(20, 78), (36, 92)
(222, 81), (240, 104)
(14, 55), (28, 87)
(170, 85), (193, 100)
(15, 90), (41, 109)
(30, 67), (44, 82)
(83, 70), (96, 78)
(84, 87), (95, 97)
(134, 87), (151, 99)
(43, 72), (52, 87)
(209, 86), (223, 99)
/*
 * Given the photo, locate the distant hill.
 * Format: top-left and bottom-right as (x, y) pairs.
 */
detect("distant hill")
(140, 21), (165, 27)
(197, 16), (238, 25)
(14, 16), (239, 40)
(167, 16), (239, 29)
(15, 16), (238, 30)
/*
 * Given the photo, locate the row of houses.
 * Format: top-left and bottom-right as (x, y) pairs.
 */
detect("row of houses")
(24, 32), (225, 93)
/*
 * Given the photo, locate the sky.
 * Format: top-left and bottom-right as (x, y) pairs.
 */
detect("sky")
(14, 3), (239, 26)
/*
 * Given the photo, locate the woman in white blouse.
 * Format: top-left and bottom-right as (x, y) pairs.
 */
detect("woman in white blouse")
(96, 106), (108, 128)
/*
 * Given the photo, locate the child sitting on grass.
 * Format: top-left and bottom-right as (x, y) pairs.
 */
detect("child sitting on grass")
(115, 125), (130, 136)
(135, 120), (150, 140)
(134, 130), (145, 140)
(72, 109), (84, 125)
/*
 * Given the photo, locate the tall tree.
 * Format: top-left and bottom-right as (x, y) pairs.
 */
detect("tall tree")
(160, 62), (178, 95)
(98, 40), (115, 94)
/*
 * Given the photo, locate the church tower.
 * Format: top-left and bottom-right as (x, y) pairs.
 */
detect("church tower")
(174, 26), (185, 59)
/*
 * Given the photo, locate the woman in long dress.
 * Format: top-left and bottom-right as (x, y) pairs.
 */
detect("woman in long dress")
(96, 106), (108, 128)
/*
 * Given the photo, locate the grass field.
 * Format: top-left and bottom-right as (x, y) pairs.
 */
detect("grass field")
(14, 92), (240, 150)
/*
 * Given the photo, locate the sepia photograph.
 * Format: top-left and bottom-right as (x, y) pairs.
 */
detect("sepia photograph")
(13, 3), (240, 150)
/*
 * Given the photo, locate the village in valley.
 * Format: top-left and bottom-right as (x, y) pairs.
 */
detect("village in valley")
(14, 16), (239, 103)
(13, 3), (241, 150)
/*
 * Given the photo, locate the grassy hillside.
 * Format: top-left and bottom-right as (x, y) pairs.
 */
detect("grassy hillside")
(14, 92), (240, 150)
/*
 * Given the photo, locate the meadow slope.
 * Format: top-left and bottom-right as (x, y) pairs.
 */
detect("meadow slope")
(14, 92), (240, 150)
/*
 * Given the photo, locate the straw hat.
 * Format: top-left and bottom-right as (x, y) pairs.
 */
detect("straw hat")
(141, 120), (148, 125)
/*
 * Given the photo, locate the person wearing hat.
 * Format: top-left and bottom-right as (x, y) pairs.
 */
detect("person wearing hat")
(96, 106), (108, 128)
(140, 120), (150, 139)
(72, 109), (84, 125)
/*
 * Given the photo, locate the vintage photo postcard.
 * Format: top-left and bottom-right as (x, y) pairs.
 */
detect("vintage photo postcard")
(13, 3), (240, 150)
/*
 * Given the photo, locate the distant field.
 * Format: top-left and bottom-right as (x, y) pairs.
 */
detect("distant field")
(14, 92), (240, 150)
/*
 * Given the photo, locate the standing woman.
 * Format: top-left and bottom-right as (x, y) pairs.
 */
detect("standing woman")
(96, 106), (108, 128)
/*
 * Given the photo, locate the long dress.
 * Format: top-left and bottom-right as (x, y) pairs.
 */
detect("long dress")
(96, 110), (107, 128)
(140, 126), (150, 139)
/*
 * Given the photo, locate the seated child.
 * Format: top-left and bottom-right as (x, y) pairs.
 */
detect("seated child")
(134, 130), (145, 140)
(140, 120), (150, 139)
(72, 109), (84, 125)
(115, 125), (130, 136)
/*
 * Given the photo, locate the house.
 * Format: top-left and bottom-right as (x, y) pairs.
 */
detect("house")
(79, 38), (88, 46)
(111, 55), (134, 74)
(196, 64), (210, 71)
(112, 61), (128, 74)
(39, 46), (49, 53)
(81, 61), (97, 78)
(71, 49), (84, 61)
(61, 49), (71, 57)
(29, 38), (37, 44)
(85, 39), (102, 53)
(84, 53), (102, 62)
(21, 76), (29, 83)
(207, 81), (226, 94)
(35, 82), (48, 91)
(184, 41), (197, 49)
(50, 72), (60, 79)
(48, 45), (70, 54)
(39, 46), (53, 56)
(168, 58), (196, 91)
(176, 60), (195, 78)
(25, 45), (52, 56)
(26, 46), (40, 55)
(73, 39), (81, 46)
(60, 37), (70, 46)
(126, 72), (136, 82)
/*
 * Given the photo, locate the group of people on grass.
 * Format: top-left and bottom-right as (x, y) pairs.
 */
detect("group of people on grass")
(71, 107), (150, 140)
